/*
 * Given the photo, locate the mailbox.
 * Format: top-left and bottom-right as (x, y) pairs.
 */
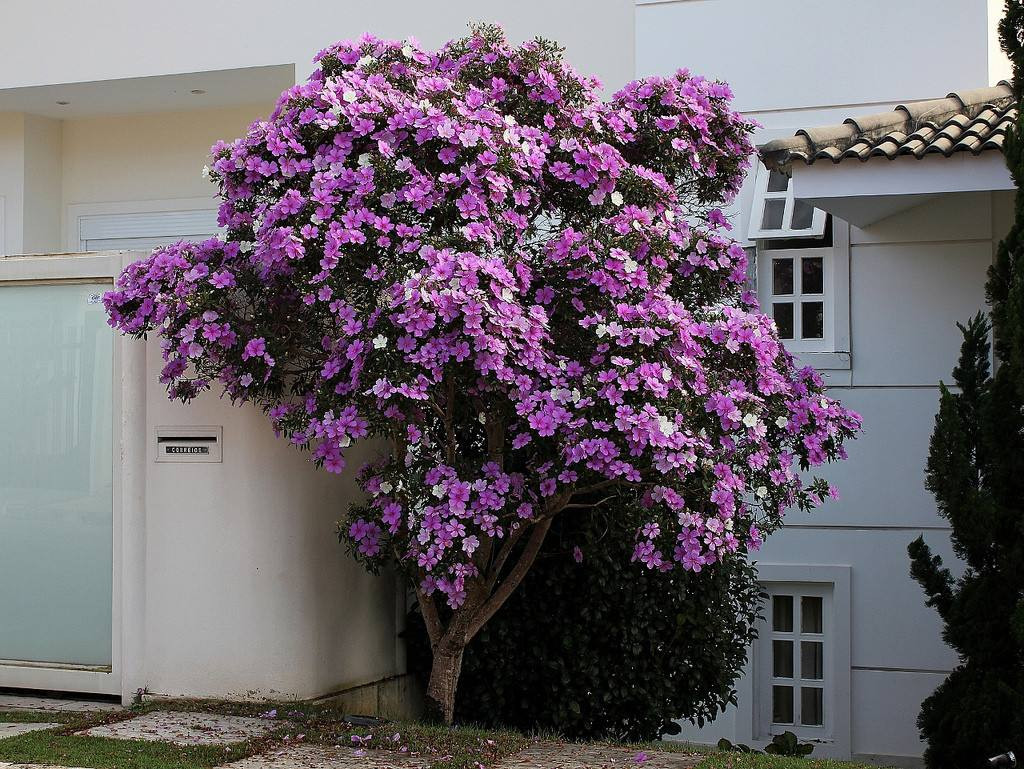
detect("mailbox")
(155, 426), (223, 463)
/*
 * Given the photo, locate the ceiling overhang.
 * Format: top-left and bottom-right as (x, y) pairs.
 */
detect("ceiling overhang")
(790, 151), (1014, 226)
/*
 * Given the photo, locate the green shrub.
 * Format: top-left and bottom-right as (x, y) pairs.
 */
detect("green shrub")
(407, 505), (763, 741)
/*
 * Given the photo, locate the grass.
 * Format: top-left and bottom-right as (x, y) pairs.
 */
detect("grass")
(0, 700), (890, 769)
(0, 707), (275, 769)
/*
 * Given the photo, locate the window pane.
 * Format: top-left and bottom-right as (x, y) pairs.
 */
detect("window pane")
(773, 686), (794, 724)
(801, 257), (824, 294)
(0, 283), (113, 665)
(801, 687), (824, 726)
(773, 640), (794, 678)
(767, 170), (790, 193)
(801, 301), (824, 339)
(802, 596), (823, 633)
(761, 199), (785, 230)
(773, 303), (794, 339)
(772, 595), (793, 632)
(791, 200), (815, 229)
(772, 258), (794, 294)
(801, 641), (824, 679)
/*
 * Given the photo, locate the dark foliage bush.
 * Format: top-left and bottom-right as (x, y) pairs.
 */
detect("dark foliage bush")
(407, 505), (763, 741)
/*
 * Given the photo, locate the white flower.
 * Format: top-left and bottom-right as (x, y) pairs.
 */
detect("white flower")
(432, 484), (445, 499)
(357, 55), (373, 68)
(665, 210), (675, 223)
(372, 335), (388, 349)
(662, 369), (672, 382)
(478, 413), (487, 425)
(201, 165), (211, 180)
(339, 435), (352, 448)
(623, 258), (638, 274)
(501, 288), (513, 301)
(401, 43), (414, 58)
(357, 153), (371, 167)
(596, 323), (609, 338)
(379, 481), (393, 495)
(343, 89), (358, 103)
(756, 486), (768, 498)
(775, 416), (789, 429)
(632, 220), (643, 231)
(659, 416), (676, 436)
(610, 191), (624, 207)
(820, 397), (830, 408)
(742, 412), (759, 428)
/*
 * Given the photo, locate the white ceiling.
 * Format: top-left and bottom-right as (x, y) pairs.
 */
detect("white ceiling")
(0, 64), (295, 118)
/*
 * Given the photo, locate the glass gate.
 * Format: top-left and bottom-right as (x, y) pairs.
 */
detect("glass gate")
(0, 281), (113, 667)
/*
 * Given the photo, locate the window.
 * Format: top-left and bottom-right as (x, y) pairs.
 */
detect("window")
(746, 163), (849, 365)
(759, 248), (833, 351)
(760, 584), (831, 737)
(66, 200), (220, 253)
(747, 164), (827, 241)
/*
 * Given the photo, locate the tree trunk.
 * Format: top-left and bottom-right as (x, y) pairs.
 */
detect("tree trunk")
(425, 642), (465, 724)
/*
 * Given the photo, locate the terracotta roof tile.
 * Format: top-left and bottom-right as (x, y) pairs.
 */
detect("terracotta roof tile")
(760, 82), (1015, 172)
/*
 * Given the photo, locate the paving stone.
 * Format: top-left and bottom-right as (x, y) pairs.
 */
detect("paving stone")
(219, 744), (430, 768)
(493, 741), (702, 769)
(0, 695), (120, 713)
(78, 710), (275, 746)
(0, 722), (61, 739)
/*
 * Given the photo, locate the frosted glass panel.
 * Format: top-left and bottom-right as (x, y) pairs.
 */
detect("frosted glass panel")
(0, 282), (113, 665)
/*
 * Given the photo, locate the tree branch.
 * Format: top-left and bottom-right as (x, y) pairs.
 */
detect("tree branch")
(465, 517), (553, 642)
(416, 583), (445, 649)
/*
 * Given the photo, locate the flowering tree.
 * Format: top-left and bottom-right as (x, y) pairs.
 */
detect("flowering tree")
(105, 25), (861, 721)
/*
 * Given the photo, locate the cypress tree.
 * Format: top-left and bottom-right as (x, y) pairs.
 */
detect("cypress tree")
(908, 4), (1024, 765)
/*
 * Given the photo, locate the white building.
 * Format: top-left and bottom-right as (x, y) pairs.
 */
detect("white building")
(0, 0), (635, 708)
(0, 1), (1012, 764)
(637, 0), (1013, 764)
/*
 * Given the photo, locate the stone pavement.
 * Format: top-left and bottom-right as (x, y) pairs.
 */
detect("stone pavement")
(493, 742), (701, 769)
(216, 742), (700, 768)
(0, 724), (60, 740)
(0, 706), (704, 768)
(78, 710), (276, 746)
(223, 744), (431, 768)
(0, 695), (119, 713)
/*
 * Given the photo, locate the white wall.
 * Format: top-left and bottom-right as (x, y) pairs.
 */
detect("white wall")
(636, 0), (1006, 114)
(0, 0), (634, 95)
(675, 192), (1005, 762)
(61, 105), (267, 209)
(141, 341), (400, 700)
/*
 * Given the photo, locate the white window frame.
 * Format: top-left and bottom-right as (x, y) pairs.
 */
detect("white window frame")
(65, 198), (220, 253)
(760, 583), (831, 737)
(757, 247), (834, 354)
(747, 163), (827, 240)
(753, 228), (852, 378)
(735, 564), (852, 759)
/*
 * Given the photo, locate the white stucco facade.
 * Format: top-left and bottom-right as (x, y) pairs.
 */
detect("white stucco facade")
(638, 0), (1012, 763)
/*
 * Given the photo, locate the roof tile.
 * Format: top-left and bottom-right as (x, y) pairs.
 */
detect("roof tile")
(760, 82), (1015, 172)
